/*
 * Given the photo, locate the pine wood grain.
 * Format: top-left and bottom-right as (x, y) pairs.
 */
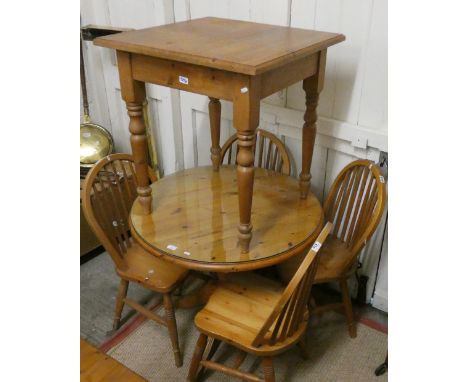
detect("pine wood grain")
(80, 339), (145, 382)
(94, 16), (343, 253)
(95, 17), (344, 75)
(278, 159), (387, 338)
(116, 241), (188, 292)
(186, 224), (331, 381)
(220, 129), (291, 175)
(130, 166), (324, 272)
(81, 154), (190, 367)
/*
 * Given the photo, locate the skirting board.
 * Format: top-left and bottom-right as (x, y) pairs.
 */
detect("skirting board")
(371, 291), (388, 313)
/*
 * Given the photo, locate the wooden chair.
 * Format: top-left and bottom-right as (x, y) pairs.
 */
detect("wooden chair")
(82, 153), (190, 367)
(277, 159), (387, 338)
(186, 223), (332, 382)
(220, 129), (291, 175)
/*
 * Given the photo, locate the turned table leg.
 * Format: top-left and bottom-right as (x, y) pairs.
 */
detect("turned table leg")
(233, 78), (260, 253)
(209, 97), (221, 171)
(300, 50), (327, 199)
(117, 51), (152, 214)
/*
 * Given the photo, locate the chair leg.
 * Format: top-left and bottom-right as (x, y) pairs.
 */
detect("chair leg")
(199, 338), (221, 378)
(262, 357), (276, 382)
(187, 333), (208, 382)
(163, 293), (183, 367)
(339, 278), (357, 338)
(113, 279), (129, 331)
(205, 338), (221, 361)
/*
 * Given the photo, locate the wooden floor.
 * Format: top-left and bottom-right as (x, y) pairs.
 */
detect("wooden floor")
(81, 339), (146, 381)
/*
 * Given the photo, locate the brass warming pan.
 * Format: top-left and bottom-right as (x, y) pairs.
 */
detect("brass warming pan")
(80, 34), (113, 169)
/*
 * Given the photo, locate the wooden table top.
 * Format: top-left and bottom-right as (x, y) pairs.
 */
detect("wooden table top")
(130, 166), (323, 272)
(94, 17), (344, 75)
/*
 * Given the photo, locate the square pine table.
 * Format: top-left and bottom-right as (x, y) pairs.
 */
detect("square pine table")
(95, 17), (344, 252)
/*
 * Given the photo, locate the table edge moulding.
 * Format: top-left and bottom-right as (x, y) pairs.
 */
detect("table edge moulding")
(94, 16), (345, 252)
(129, 166), (324, 273)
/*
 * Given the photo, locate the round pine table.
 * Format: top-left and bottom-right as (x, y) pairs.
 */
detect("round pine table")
(130, 165), (323, 273)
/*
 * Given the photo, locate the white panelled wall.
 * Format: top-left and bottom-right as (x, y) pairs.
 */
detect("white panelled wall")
(80, 0), (388, 311)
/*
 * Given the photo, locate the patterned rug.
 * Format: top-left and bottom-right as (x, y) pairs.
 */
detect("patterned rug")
(101, 304), (388, 382)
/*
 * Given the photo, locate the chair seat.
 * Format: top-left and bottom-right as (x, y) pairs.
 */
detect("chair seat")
(116, 242), (189, 293)
(314, 237), (355, 283)
(277, 237), (355, 284)
(194, 272), (307, 355)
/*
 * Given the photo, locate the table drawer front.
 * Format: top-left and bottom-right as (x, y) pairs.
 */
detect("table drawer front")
(131, 54), (237, 101)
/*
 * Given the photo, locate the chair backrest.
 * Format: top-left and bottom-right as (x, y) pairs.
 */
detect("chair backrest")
(252, 222), (332, 347)
(81, 153), (157, 270)
(323, 159), (387, 260)
(220, 129), (291, 175)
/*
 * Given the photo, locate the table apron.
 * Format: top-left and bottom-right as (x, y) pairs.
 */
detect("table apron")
(129, 51), (321, 102)
(131, 53), (239, 101)
(259, 52), (319, 99)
